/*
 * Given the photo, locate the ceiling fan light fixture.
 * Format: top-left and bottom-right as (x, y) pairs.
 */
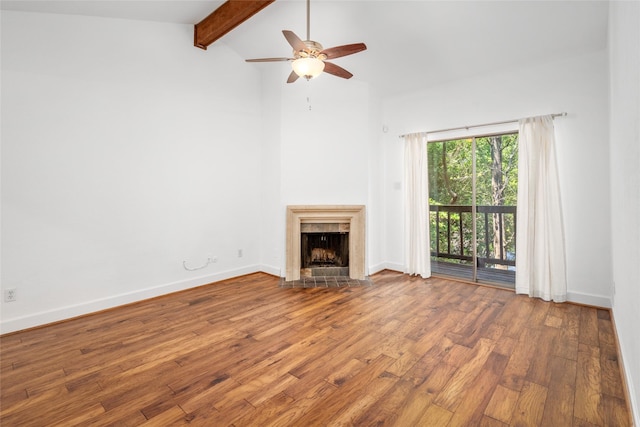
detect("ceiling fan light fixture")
(244, 0), (366, 83)
(292, 57), (325, 80)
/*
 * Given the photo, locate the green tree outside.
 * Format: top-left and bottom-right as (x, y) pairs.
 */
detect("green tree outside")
(428, 134), (518, 271)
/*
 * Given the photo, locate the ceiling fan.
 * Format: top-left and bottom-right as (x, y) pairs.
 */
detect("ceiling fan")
(245, 0), (367, 83)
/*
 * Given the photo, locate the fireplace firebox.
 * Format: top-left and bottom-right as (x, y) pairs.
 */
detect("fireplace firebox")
(300, 223), (349, 277)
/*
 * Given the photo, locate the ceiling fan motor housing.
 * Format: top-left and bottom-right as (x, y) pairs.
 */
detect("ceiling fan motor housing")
(294, 40), (327, 60)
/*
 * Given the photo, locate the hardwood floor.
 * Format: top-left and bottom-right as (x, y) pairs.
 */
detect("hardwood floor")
(0, 271), (631, 426)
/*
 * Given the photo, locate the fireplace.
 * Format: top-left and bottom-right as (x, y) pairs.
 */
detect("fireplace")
(286, 205), (365, 281)
(300, 223), (349, 277)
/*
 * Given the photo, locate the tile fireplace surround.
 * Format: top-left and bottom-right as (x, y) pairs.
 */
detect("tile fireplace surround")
(285, 205), (366, 282)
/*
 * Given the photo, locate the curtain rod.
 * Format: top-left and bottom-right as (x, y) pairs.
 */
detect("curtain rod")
(399, 112), (567, 139)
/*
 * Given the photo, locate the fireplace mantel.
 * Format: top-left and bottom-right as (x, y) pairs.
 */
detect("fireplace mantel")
(286, 205), (365, 281)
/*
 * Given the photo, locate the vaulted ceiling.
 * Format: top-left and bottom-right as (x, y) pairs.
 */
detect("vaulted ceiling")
(1, 0), (609, 97)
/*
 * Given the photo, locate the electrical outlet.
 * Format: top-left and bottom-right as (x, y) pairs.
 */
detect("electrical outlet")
(238, 249), (243, 258)
(4, 289), (17, 302)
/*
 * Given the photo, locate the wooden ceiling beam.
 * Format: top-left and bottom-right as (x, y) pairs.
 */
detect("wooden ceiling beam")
(194, 0), (275, 50)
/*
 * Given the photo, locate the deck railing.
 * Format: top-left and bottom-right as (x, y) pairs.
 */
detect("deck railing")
(429, 204), (517, 268)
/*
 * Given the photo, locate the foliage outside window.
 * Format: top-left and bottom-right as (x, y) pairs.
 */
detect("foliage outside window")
(428, 133), (518, 272)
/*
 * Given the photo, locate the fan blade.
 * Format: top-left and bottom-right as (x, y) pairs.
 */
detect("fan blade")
(245, 57), (293, 62)
(283, 30), (307, 52)
(320, 43), (367, 60)
(287, 70), (300, 84)
(323, 61), (353, 79)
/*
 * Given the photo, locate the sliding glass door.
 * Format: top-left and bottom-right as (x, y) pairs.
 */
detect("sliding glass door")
(428, 133), (518, 287)
(428, 138), (475, 281)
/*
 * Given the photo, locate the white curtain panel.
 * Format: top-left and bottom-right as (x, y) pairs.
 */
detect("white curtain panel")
(403, 133), (431, 278)
(515, 115), (567, 302)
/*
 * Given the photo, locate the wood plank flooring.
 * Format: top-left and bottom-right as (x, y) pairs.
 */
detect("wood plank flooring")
(0, 271), (632, 426)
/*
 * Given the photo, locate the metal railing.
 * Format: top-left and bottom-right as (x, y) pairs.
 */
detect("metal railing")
(430, 204), (517, 268)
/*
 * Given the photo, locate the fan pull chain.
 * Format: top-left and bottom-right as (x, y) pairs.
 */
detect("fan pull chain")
(307, 96), (312, 111)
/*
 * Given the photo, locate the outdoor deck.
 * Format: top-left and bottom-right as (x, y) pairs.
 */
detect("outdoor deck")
(431, 260), (515, 288)
(430, 204), (516, 287)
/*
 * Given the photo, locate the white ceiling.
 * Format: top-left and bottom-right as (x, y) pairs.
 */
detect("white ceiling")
(1, 0), (609, 97)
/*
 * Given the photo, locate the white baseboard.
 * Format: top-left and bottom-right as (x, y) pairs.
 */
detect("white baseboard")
(368, 262), (403, 275)
(566, 291), (612, 308)
(611, 309), (640, 426)
(368, 262), (404, 276)
(0, 265), (263, 334)
(367, 263), (386, 275)
(259, 264), (283, 277)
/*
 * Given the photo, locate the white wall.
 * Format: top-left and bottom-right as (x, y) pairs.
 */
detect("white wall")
(257, 67), (376, 276)
(279, 77), (370, 206)
(609, 1), (640, 423)
(366, 87), (385, 275)
(1, 11), (263, 333)
(258, 66), (285, 277)
(381, 49), (612, 307)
